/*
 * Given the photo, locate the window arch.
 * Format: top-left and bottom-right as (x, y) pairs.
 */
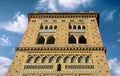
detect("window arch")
(49, 25), (52, 29)
(56, 56), (62, 63)
(69, 25), (72, 29)
(57, 64), (61, 71)
(37, 36), (45, 44)
(71, 56), (76, 63)
(73, 25), (76, 29)
(46, 35), (55, 44)
(85, 56), (90, 63)
(79, 35), (86, 44)
(69, 35), (76, 44)
(64, 56), (69, 63)
(78, 56), (82, 63)
(41, 56), (47, 63)
(45, 25), (48, 29)
(40, 25), (43, 29)
(34, 57), (40, 63)
(54, 25), (57, 29)
(49, 56), (54, 63)
(78, 25), (81, 29)
(82, 25), (85, 29)
(26, 56), (33, 63)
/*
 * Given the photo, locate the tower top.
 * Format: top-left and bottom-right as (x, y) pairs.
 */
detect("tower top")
(28, 11), (99, 25)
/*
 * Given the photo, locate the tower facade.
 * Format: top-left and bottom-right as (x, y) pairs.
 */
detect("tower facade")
(7, 11), (111, 76)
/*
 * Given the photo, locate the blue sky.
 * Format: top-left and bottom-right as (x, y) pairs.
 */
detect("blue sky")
(0, 0), (120, 76)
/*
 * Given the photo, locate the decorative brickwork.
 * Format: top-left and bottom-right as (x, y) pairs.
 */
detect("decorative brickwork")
(7, 11), (111, 76)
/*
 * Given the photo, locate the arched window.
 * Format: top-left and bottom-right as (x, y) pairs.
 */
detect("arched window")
(40, 25), (43, 29)
(56, 56), (62, 63)
(37, 36), (45, 44)
(46, 36), (55, 44)
(78, 25), (81, 29)
(73, 25), (76, 29)
(54, 25), (57, 29)
(26, 56), (33, 63)
(57, 64), (61, 71)
(49, 56), (54, 63)
(34, 57), (40, 63)
(64, 56), (69, 63)
(82, 25), (85, 29)
(45, 26), (48, 29)
(71, 56), (76, 63)
(78, 56), (82, 63)
(69, 25), (72, 29)
(69, 35), (76, 44)
(85, 56), (90, 63)
(49, 25), (52, 29)
(41, 56), (47, 63)
(79, 35), (86, 44)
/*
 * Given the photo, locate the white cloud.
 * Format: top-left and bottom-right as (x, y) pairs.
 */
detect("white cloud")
(117, 39), (120, 42)
(0, 12), (28, 34)
(108, 58), (120, 76)
(36, 0), (93, 12)
(0, 34), (11, 46)
(0, 56), (12, 76)
(102, 10), (117, 21)
(58, 0), (92, 9)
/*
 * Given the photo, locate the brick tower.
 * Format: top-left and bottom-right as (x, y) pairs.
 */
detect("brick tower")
(7, 11), (111, 76)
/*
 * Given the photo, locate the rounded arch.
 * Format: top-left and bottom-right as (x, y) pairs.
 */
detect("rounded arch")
(69, 35), (76, 44)
(73, 25), (76, 29)
(71, 56), (76, 63)
(85, 56), (90, 63)
(37, 36), (45, 44)
(78, 35), (86, 44)
(26, 56), (33, 63)
(82, 25), (85, 29)
(78, 25), (81, 29)
(64, 56), (69, 63)
(56, 56), (62, 63)
(46, 35), (55, 44)
(40, 25), (43, 29)
(34, 56), (40, 63)
(41, 56), (47, 63)
(54, 25), (57, 29)
(49, 56), (54, 63)
(78, 56), (83, 63)
(49, 25), (53, 29)
(45, 25), (48, 29)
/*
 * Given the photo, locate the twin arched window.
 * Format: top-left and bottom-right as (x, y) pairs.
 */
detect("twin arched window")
(37, 35), (55, 44)
(69, 35), (86, 44)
